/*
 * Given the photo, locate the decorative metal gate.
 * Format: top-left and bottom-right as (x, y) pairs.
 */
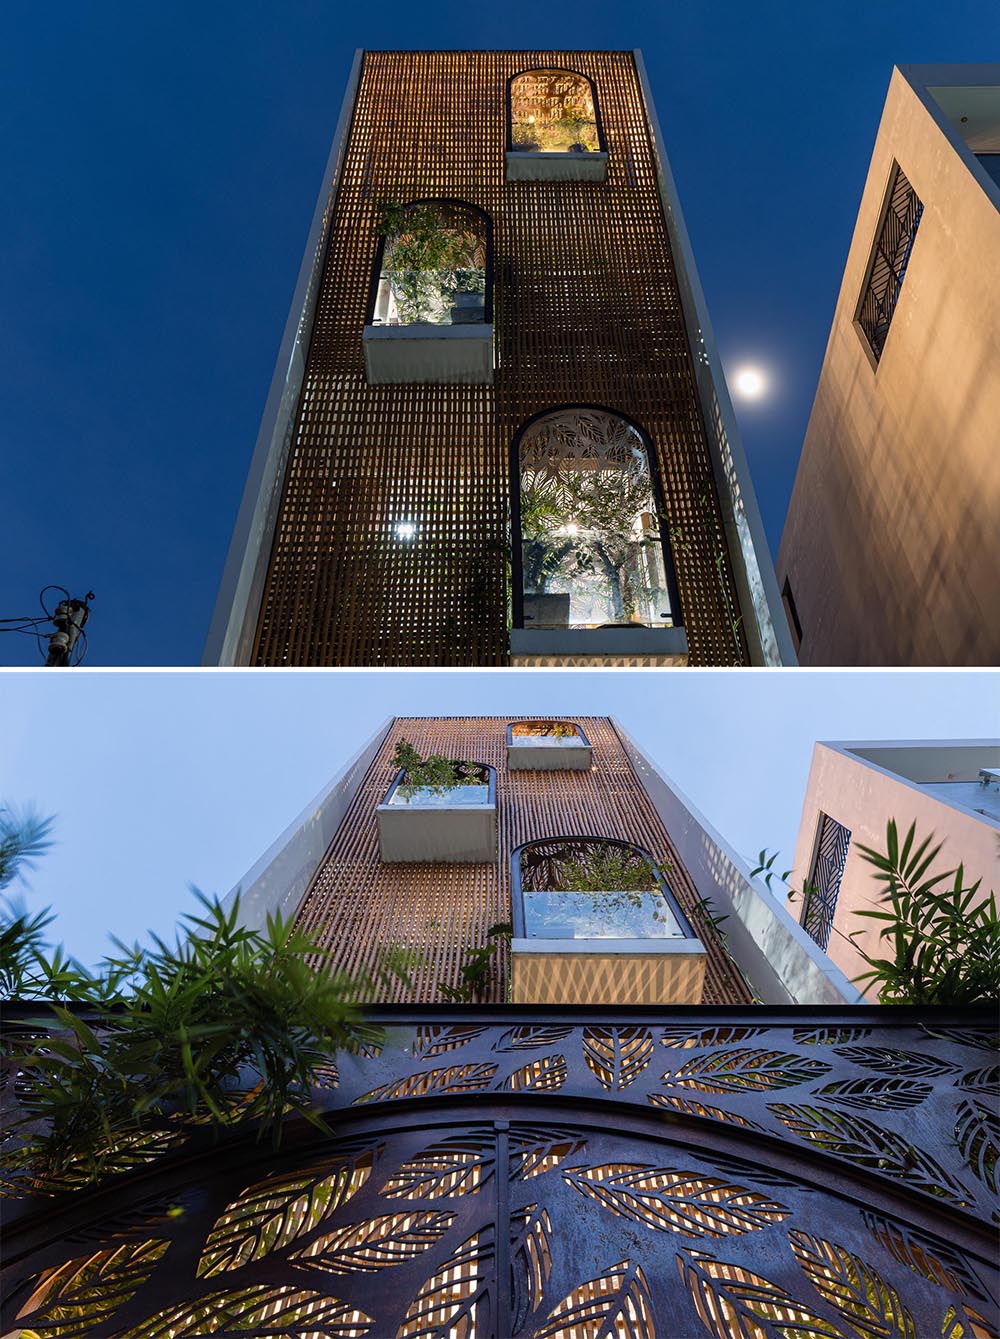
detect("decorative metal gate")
(4, 1009), (997, 1338)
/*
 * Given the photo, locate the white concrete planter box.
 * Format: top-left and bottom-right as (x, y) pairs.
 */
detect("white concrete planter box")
(377, 770), (497, 863)
(506, 723), (592, 771)
(506, 150), (609, 182)
(363, 324), (494, 385)
(510, 625), (689, 663)
(510, 938), (706, 1005)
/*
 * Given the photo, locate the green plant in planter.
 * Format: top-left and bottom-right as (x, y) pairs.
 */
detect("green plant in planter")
(392, 739), (483, 800)
(377, 203), (484, 325)
(559, 465), (661, 623)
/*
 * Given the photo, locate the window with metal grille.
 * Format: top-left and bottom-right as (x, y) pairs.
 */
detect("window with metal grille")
(856, 164), (924, 363)
(802, 813), (851, 950)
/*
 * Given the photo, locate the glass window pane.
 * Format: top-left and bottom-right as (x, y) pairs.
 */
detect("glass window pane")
(510, 70), (600, 154)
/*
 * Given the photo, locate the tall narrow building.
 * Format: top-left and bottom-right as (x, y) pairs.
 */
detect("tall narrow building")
(205, 50), (791, 668)
(777, 64), (1000, 666)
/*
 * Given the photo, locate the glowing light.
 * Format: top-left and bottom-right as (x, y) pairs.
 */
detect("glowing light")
(394, 521), (417, 541)
(734, 367), (767, 399)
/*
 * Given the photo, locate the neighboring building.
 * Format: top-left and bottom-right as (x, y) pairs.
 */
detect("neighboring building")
(789, 739), (1000, 996)
(6, 719), (998, 1337)
(777, 64), (1000, 666)
(205, 50), (792, 668)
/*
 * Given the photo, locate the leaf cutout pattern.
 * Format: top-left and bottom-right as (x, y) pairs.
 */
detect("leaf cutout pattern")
(511, 1126), (587, 1180)
(503, 1053), (567, 1091)
(120, 1285), (373, 1337)
(955, 1304), (1000, 1339)
(380, 1133), (495, 1199)
(494, 1024), (574, 1051)
(861, 1212), (981, 1300)
(197, 1148), (375, 1276)
(919, 1028), (999, 1054)
(534, 1259), (655, 1339)
(414, 1025), (487, 1058)
(16, 1239), (169, 1338)
(648, 1093), (767, 1131)
(835, 1047), (958, 1078)
(510, 1203), (553, 1334)
(354, 1062), (497, 1104)
(789, 1230), (916, 1338)
(664, 1047), (830, 1094)
(397, 1229), (492, 1339)
(814, 1078), (932, 1111)
(955, 1099), (999, 1194)
(793, 1027), (872, 1046)
(563, 1163), (790, 1237)
(679, 1248), (841, 1339)
(289, 1209), (454, 1275)
(771, 1104), (972, 1205)
(662, 1025), (763, 1049)
(584, 1027), (655, 1091)
(959, 1067), (1000, 1098)
(311, 1061), (340, 1091)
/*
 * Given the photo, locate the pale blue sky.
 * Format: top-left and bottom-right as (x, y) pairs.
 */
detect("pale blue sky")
(2, 670), (996, 968)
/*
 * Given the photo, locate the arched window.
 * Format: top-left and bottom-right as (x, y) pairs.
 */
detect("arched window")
(368, 200), (491, 328)
(511, 407), (682, 632)
(511, 836), (692, 941)
(508, 69), (603, 155)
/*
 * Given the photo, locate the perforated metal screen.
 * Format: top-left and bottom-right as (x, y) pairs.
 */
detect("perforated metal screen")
(252, 51), (748, 666)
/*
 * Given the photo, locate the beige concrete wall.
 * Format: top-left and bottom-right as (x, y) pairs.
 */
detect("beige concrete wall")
(788, 743), (1000, 998)
(777, 68), (1000, 665)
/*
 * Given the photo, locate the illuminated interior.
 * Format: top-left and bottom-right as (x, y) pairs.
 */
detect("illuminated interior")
(371, 202), (487, 327)
(516, 409), (677, 631)
(510, 69), (600, 154)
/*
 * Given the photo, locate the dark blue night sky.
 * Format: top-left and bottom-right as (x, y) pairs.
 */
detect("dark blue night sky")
(3, 2), (997, 665)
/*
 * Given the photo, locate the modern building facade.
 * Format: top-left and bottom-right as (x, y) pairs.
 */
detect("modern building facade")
(788, 738), (1000, 998)
(6, 716), (998, 1337)
(205, 50), (792, 668)
(777, 65), (1000, 666)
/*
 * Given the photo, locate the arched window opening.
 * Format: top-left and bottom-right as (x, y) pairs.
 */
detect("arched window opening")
(512, 836), (691, 942)
(509, 69), (602, 155)
(370, 200), (489, 328)
(513, 408), (682, 632)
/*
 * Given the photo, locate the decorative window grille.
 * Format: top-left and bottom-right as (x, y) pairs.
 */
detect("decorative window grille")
(856, 165), (924, 363)
(803, 814), (851, 950)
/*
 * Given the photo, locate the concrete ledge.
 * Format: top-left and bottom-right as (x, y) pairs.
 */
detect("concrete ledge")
(507, 740), (593, 771)
(377, 803), (497, 863)
(363, 324), (494, 384)
(510, 626), (689, 659)
(506, 150), (609, 182)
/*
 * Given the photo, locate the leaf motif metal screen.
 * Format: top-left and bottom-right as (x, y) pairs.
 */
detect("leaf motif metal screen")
(5, 1012), (997, 1338)
(250, 51), (748, 666)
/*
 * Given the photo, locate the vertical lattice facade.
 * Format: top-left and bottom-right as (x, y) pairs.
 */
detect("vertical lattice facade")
(252, 51), (748, 666)
(293, 716), (753, 1004)
(803, 813), (852, 951)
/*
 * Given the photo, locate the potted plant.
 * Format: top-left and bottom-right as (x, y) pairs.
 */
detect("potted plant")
(378, 739), (497, 863)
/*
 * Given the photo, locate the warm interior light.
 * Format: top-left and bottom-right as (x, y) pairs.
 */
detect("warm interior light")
(394, 521), (417, 541)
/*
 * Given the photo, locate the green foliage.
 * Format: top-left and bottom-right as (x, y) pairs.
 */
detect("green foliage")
(392, 739), (483, 799)
(377, 203), (484, 325)
(5, 896), (401, 1190)
(559, 849), (657, 895)
(439, 923), (512, 1003)
(512, 113), (599, 153)
(519, 474), (574, 594)
(853, 820), (1000, 1005)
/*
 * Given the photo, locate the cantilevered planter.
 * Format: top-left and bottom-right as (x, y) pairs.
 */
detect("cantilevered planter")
(510, 837), (706, 1004)
(377, 764), (497, 863)
(506, 721), (592, 771)
(505, 149), (609, 182)
(363, 323), (494, 385)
